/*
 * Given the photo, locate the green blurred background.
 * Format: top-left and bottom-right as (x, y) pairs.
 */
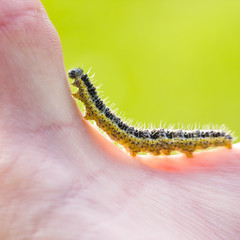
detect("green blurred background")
(42, 0), (240, 140)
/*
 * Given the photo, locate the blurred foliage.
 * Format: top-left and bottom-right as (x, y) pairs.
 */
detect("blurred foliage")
(42, 0), (240, 139)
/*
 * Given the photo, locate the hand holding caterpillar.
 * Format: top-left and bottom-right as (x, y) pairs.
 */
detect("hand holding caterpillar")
(68, 68), (233, 158)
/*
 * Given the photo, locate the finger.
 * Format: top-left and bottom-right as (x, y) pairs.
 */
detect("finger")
(0, 0), (238, 172)
(138, 142), (240, 171)
(0, 0), (80, 132)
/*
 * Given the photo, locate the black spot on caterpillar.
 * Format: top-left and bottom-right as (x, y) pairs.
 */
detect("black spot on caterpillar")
(68, 68), (233, 158)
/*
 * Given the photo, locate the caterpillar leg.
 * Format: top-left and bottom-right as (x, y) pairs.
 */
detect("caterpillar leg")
(72, 92), (79, 99)
(184, 151), (194, 158)
(83, 114), (93, 120)
(130, 151), (138, 158)
(162, 149), (172, 156)
(151, 150), (161, 156)
(226, 141), (232, 149)
(83, 107), (96, 120)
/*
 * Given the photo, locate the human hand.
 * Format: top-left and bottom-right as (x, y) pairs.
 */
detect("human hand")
(0, 0), (240, 239)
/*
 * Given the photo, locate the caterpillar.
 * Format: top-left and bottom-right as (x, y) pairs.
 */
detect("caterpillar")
(68, 68), (233, 158)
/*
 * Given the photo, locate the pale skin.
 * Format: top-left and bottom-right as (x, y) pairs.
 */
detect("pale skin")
(0, 0), (240, 239)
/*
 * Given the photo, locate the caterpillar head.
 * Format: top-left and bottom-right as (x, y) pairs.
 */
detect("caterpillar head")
(68, 68), (84, 79)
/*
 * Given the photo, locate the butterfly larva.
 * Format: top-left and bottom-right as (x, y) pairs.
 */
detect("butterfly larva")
(68, 68), (233, 158)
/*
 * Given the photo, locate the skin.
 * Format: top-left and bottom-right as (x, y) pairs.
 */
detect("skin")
(0, 0), (240, 239)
